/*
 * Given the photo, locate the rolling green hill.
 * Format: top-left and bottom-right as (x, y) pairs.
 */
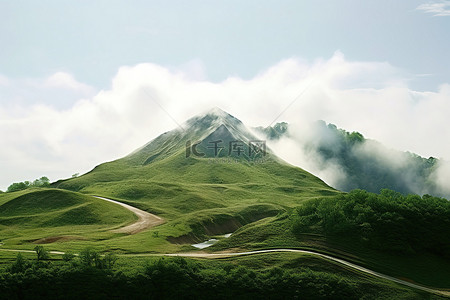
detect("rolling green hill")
(0, 188), (136, 248)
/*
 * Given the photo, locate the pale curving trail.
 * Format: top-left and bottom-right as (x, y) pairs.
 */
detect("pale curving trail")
(93, 196), (164, 234)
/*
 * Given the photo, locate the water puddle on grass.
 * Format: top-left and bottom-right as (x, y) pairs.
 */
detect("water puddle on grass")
(192, 233), (232, 249)
(192, 239), (219, 249)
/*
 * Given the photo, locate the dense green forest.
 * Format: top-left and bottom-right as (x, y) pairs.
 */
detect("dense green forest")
(292, 189), (450, 256)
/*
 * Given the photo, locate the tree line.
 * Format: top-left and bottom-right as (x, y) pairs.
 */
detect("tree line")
(4, 176), (50, 193)
(0, 247), (363, 300)
(292, 189), (450, 256)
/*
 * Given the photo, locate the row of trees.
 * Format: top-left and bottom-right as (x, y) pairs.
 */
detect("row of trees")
(9, 246), (117, 273)
(5, 176), (50, 193)
(292, 189), (450, 256)
(0, 247), (361, 300)
(2, 174), (81, 193)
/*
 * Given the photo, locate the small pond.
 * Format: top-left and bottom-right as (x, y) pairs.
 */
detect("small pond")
(192, 233), (232, 249)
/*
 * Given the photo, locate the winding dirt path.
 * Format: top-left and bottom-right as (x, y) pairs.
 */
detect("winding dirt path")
(93, 196), (164, 234)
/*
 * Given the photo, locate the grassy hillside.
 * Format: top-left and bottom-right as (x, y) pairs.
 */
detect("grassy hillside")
(52, 149), (337, 243)
(0, 188), (136, 248)
(211, 189), (450, 288)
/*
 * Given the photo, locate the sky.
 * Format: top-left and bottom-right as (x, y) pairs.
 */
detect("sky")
(1, 0), (450, 190)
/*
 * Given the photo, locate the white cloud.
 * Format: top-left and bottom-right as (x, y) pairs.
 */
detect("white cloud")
(44, 72), (95, 93)
(417, 1), (450, 16)
(0, 74), (10, 86)
(0, 72), (96, 110)
(0, 53), (449, 193)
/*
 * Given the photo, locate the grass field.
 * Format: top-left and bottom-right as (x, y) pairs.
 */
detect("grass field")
(0, 188), (137, 251)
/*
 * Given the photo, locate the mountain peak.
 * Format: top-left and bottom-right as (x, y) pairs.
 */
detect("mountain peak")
(184, 107), (243, 132)
(200, 107), (240, 123)
(122, 107), (274, 164)
(205, 106), (229, 117)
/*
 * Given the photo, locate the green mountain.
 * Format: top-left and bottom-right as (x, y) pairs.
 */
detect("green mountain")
(53, 107), (337, 240)
(257, 121), (446, 198)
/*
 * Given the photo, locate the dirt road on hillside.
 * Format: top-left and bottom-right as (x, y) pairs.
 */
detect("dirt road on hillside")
(94, 196), (164, 234)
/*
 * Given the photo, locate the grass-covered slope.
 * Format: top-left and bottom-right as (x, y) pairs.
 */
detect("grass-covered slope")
(213, 189), (450, 288)
(0, 188), (136, 247)
(52, 149), (338, 247)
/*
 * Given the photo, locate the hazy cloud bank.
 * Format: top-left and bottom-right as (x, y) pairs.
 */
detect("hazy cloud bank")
(263, 122), (450, 197)
(1, 52), (449, 195)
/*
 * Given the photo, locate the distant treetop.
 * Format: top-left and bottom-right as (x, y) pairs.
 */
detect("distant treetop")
(6, 176), (50, 193)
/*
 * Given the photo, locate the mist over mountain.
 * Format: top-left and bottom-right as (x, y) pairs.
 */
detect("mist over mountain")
(256, 121), (450, 198)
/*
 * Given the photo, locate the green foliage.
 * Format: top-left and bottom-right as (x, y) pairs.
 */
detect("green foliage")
(78, 248), (117, 269)
(62, 252), (75, 262)
(102, 253), (118, 269)
(292, 189), (450, 256)
(8, 253), (30, 273)
(7, 181), (31, 193)
(34, 245), (50, 261)
(33, 176), (50, 187)
(79, 247), (101, 268)
(7, 176), (50, 193)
